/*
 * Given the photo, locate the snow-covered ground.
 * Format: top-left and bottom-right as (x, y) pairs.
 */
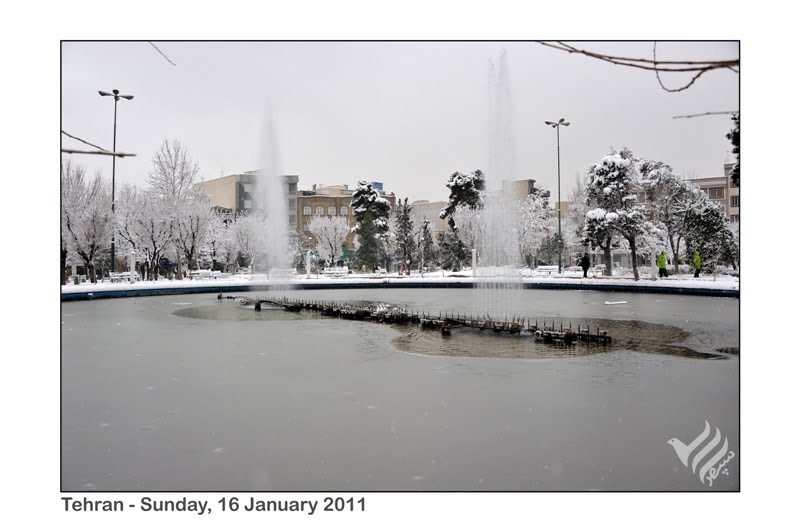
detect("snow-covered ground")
(61, 267), (739, 295)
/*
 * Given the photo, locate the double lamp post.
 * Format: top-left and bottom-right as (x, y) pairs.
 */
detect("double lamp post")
(544, 118), (570, 274)
(98, 89), (134, 273)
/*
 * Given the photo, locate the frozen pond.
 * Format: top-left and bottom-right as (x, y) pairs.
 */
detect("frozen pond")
(62, 288), (739, 491)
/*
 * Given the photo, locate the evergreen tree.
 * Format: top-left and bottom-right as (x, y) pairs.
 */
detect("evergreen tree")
(437, 169), (484, 271)
(353, 212), (381, 271)
(726, 113), (740, 188)
(418, 218), (436, 270)
(438, 229), (469, 271)
(684, 202), (737, 271)
(351, 181), (391, 233)
(439, 169), (485, 228)
(393, 198), (415, 273)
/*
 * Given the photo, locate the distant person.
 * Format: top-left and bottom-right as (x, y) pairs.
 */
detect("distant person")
(657, 251), (669, 278)
(580, 253), (591, 278)
(693, 250), (702, 278)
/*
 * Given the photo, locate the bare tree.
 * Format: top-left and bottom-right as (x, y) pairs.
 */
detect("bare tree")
(308, 215), (350, 267)
(61, 162), (112, 283)
(135, 193), (174, 280)
(516, 194), (550, 267)
(60, 158), (85, 284)
(203, 213), (238, 272)
(174, 191), (213, 271)
(147, 139), (200, 200)
(230, 212), (267, 272)
(147, 139), (201, 279)
(115, 183), (146, 276)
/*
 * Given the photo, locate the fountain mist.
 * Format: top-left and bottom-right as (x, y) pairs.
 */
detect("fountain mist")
(474, 49), (523, 319)
(255, 104), (292, 294)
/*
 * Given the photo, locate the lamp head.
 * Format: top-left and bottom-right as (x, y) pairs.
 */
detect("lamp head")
(99, 89), (134, 100)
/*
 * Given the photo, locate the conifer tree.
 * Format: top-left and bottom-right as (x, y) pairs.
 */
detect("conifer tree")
(353, 212), (381, 271)
(726, 112), (740, 188)
(393, 198), (415, 273)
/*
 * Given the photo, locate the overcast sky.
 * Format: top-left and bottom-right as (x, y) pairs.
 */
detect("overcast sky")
(61, 41), (739, 203)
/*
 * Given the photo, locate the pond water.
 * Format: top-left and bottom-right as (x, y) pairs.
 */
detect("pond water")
(62, 288), (739, 491)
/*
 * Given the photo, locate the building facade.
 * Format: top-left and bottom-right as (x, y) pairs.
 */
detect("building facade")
(297, 183), (397, 250)
(200, 171), (299, 227)
(502, 178), (551, 203)
(689, 163), (739, 222)
(409, 200), (450, 239)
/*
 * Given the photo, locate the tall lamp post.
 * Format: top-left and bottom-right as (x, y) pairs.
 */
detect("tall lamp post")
(99, 89), (134, 273)
(545, 118), (570, 274)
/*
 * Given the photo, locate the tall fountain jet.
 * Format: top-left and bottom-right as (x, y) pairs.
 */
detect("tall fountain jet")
(475, 49), (523, 319)
(256, 104), (292, 291)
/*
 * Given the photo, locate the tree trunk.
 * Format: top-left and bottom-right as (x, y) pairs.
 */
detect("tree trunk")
(87, 262), (97, 284)
(176, 252), (184, 280)
(629, 238), (640, 281)
(671, 235), (682, 275)
(61, 246), (67, 285)
(603, 237), (612, 277)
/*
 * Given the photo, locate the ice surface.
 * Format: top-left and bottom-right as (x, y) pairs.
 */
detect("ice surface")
(61, 288), (739, 491)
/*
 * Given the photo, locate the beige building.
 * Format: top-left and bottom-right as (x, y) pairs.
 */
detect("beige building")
(200, 170), (299, 227)
(502, 178), (551, 203)
(409, 200), (450, 238)
(297, 183), (396, 250)
(689, 163), (739, 222)
(554, 201), (571, 220)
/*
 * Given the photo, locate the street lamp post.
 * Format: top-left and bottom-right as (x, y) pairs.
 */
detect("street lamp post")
(99, 89), (134, 273)
(545, 118), (570, 274)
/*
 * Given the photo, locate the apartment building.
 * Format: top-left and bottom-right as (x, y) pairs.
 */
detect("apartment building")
(200, 171), (299, 227)
(297, 183), (397, 249)
(409, 200), (450, 239)
(502, 178), (551, 203)
(689, 163), (739, 222)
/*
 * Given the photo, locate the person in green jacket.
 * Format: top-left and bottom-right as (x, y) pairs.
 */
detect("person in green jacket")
(657, 251), (669, 278)
(693, 250), (702, 278)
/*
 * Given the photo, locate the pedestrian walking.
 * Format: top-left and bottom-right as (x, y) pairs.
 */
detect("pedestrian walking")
(580, 253), (591, 278)
(657, 251), (669, 278)
(693, 250), (702, 278)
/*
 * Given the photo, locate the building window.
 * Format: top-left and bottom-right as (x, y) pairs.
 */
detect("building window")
(289, 215), (296, 226)
(303, 223), (309, 231)
(288, 183), (297, 194)
(315, 206), (324, 216)
(730, 215), (739, 223)
(731, 195), (739, 208)
(328, 206), (336, 216)
(706, 187), (725, 199)
(289, 199), (296, 210)
(303, 206), (311, 215)
(340, 206), (348, 216)
(242, 183), (252, 193)
(243, 199), (253, 209)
